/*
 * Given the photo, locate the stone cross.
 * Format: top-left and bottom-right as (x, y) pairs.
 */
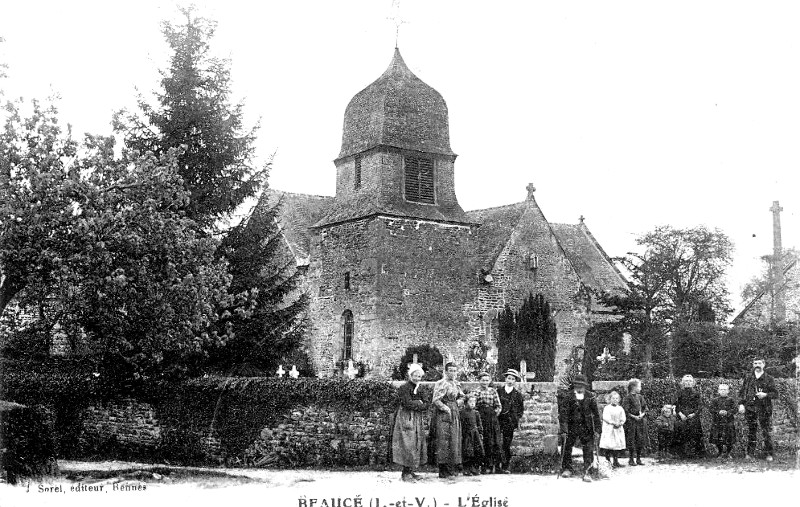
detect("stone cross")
(276, 365), (285, 378)
(596, 347), (616, 364)
(387, 0), (406, 47)
(526, 183), (536, 201)
(289, 365), (300, 379)
(579, 215), (585, 224)
(346, 359), (359, 379)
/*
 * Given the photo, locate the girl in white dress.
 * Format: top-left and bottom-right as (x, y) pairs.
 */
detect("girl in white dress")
(600, 391), (627, 468)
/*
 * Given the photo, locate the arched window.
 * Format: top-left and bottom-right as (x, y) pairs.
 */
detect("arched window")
(342, 310), (354, 360)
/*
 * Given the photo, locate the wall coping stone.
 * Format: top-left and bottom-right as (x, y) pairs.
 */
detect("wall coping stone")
(388, 380), (558, 394)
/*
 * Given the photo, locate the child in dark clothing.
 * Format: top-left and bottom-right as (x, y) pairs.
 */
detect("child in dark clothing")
(460, 394), (484, 476)
(709, 384), (737, 458)
(654, 405), (675, 458)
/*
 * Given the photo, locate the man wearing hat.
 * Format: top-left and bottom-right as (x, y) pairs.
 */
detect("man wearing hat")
(738, 357), (778, 461)
(557, 374), (601, 482)
(497, 369), (525, 473)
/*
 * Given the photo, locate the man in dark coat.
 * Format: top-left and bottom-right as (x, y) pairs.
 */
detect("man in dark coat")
(497, 368), (525, 473)
(674, 374), (705, 458)
(738, 358), (778, 461)
(558, 374), (601, 482)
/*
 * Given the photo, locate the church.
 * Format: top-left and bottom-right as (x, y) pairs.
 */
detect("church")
(259, 48), (627, 379)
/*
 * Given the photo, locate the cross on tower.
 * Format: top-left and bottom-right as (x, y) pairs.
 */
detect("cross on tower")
(387, 0), (406, 47)
(526, 183), (536, 201)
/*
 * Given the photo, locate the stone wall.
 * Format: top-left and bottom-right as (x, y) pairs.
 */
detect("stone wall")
(70, 380), (798, 467)
(307, 215), (478, 378)
(74, 381), (562, 468)
(80, 397), (162, 450)
(244, 405), (392, 467)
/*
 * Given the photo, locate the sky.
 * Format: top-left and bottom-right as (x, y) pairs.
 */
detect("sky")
(1, 0), (798, 316)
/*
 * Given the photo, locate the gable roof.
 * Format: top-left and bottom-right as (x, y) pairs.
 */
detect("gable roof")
(466, 202), (528, 271)
(257, 189), (333, 265)
(550, 222), (628, 295)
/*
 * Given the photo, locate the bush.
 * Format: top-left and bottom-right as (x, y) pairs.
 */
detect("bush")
(0, 401), (58, 484)
(672, 323), (722, 377)
(392, 345), (444, 381)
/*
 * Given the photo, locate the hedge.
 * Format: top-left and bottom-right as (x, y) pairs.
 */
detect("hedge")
(595, 378), (798, 454)
(0, 360), (402, 465)
(0, 401), (58, 484)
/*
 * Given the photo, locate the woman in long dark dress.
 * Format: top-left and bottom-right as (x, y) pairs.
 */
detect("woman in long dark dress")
(622, 378), (650, 465)
(474, 371), (503, 474)
(392, 363), (429, 481)
(432, 362), (465, 479)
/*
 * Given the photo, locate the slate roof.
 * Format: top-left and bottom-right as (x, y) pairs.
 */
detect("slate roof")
(466, 202), (528, 271)
(465, 201), (628, 296)
(314, 191), (473, 229)
(550, 222), (628, 295)
(258, 189), (333, 265)
(337, 48), (454, 160)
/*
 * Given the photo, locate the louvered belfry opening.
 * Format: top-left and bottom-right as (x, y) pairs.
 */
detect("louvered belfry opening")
(354, 156), (362, 190)
(404, 155), (435, 204)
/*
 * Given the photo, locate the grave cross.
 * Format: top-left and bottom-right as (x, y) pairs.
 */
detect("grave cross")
(276, 365), (286, 378)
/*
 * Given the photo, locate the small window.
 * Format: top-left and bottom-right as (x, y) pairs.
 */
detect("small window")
(344, 272), (351, 290)
(343, 310), (354, 360)
(404, 156), (434, 204)
(354, 156), (362, 190)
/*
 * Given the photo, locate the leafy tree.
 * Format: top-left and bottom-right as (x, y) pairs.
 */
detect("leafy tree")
(114, 6), (264, 228)
(638, 225), (734, 325)
(392, 344), (444, 381)
(720, 324), (798, 378)
(599, 225), (733, 378)
(1, 98), (241, 377)
(597, 247), (669, 380)
(209, 195), (308, 375)
(737, 249), (799, 328)
(671, 322), (721, 377)
(0, 98), (79, 318)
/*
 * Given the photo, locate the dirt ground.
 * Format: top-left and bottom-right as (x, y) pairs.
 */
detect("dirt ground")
(1, 456), (796, 507)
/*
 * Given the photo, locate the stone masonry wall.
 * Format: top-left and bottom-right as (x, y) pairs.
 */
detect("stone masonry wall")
(244, 405), (392, 467)
(308, 215), (478, 378)
(462, 200), (593, 380)
(73, 382), (562, 468)
(80, 397), (162, 450)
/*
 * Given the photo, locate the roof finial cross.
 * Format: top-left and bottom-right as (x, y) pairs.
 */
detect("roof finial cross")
(526, 183), (536, 201)
(388, 0), (406, 48)
(579, 215), (585, 224)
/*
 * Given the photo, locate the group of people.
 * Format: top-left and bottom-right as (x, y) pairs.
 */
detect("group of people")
(391, 363), (524, 482)
(558, 358), (779, 482)
(391, 357), (778, 483)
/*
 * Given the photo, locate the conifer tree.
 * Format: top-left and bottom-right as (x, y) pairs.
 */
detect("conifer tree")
(496, 303), (517, 374)
(211, 194), (309, 374)
(115, 6), (264, 228)
(495, 294), (557, 381)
